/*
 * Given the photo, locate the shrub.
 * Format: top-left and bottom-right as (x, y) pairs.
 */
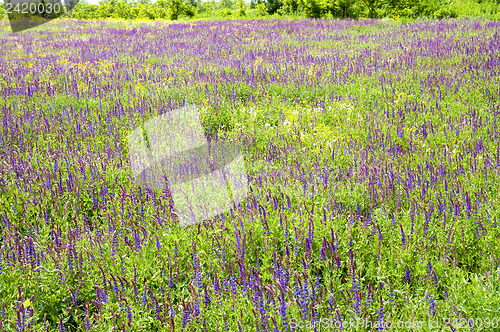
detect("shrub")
(433, 5), (457, 18)
(0, 3), (7, 19)
(220, 7), (233, 15)
(184, 4), (198, 17)
(254, 2), (268, 15)
(8, 0), (498, 22)
(236, 0), (247, 15)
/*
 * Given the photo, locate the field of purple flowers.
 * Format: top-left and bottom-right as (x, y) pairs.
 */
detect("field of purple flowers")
(0, 17), (500, 331)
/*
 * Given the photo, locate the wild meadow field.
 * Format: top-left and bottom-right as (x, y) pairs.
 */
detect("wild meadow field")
(0, 17), (500, 331)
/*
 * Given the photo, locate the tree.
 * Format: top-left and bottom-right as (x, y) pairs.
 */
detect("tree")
(220, 0), (234, 9)
(185, 0), (200, 9)
(299, 0), (336, 17)
(335, 0), (358, 18)
(254, 2), (268, 14)
(0, 3), (6, 19)
(359, 0), (380, 17)
(281, 0), (300, 14)
(96, 0), (115, 18)
(198, 0), (217, 14)
(112, 0), (133, 19)
(236, 0), (246, 15)
(264, 0), (281, 13)
(184, 4), (197, 17)
(157, 0), (187, 19)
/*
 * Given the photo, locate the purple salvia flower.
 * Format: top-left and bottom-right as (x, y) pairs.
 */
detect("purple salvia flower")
(400, 224), (406, 245)
(378, 295), (384, 332)
(69, 285), (81, 306)
(351, 270), (360, 314)
(127, 304), (132, 326)
(429, 295), (435, 316)
(111, 274), (119, 297)
(155, 236), (161, 254)
(424, 211), (431, 237)
(132, 281), (139, 302)
(141, 286), (148, 308)
(59, 316), (65, 332)
(365, 282), (373, 307)
(192, 243), (202, 293)
(99, 265), (107, 292)
(410, 212), (415, 235)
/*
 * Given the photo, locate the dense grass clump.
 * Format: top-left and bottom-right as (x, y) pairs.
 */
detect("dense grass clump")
(0, 18), (499, 331)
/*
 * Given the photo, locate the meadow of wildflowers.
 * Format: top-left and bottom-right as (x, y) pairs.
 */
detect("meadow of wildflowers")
(0, 17), (500, 331)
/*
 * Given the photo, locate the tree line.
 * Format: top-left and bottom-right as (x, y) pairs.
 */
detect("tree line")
(1, 0), (499, 21)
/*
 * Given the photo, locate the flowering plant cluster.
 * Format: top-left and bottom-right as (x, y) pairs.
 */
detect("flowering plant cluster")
(0, 18), (499, 331)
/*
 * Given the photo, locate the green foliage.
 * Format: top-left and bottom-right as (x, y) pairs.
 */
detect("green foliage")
(266, 0), (283, 13)
(72, 3), (100, 19)
(433, 5), (457, 18)
(197, 0), (218, 14)
(280, 0), (300, 14)
(253, 2), (268, 15)
(336, 0), (361, 17)
(359, 0), (380, 17)
(451, 0), (500, 19)
(236, 0), (247, 15)
(157, 0), (185, 19)
(1, 18), (500, 331)
(0, 3), (7, 19)
(1, 0), (498, 27)
(93, 0), (136, 19)
(184, 3), (198, 16)
(219, 0), (235, 8)
(10, 0), (495, 21)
